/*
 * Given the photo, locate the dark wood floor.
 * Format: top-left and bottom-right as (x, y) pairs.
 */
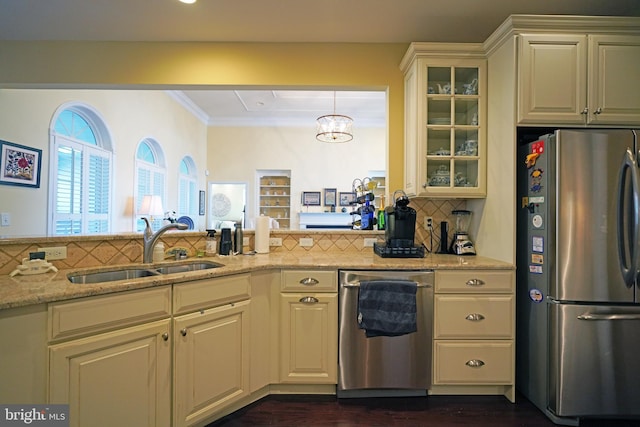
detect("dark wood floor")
(207, 394), (640, 427)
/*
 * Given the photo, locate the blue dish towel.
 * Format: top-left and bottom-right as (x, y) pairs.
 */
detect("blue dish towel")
(357, 280), (418, 338)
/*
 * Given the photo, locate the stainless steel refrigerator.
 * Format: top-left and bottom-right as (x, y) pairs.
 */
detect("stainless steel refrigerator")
(516, 129), (640, 426)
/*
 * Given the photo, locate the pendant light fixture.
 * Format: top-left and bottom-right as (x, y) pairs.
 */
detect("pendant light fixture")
(316, 92), (353, 143)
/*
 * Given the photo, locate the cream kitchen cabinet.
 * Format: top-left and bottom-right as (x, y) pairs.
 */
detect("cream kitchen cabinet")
(47, 286), (173, 427)
(279, 270), (338, 384)
(401, 43), (487, 198)
(518, 34), (640, 126)
(173, 274), (251, 427)
(0, 304), (47, 404)
(431, 269), (515, 402)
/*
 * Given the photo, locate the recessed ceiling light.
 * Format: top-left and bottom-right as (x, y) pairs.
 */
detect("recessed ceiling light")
(179, 0), (196, 4)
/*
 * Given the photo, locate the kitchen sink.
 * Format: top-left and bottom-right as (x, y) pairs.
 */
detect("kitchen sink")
(153, 261), (224, 275)
(68, 268), (161, 284)
(67, 260), (224, 284)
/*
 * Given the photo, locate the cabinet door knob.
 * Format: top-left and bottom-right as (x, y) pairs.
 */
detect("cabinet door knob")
(299, 296), (319, 304)
(465, 278), (485, 287)
(466, 359), (485, 368)
(300, 277), (319, 286)
(465, 313), (485, 321)
(580, 107), (589, 115)
(162, 333), (169, 341)
(180, 328), (187, 336)
(594, 107), (602, 115)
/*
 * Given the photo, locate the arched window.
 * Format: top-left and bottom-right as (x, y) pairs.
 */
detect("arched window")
(135, 138), (166, 232)
(178, 156), (198, 222)
(49, 105), (112, 235)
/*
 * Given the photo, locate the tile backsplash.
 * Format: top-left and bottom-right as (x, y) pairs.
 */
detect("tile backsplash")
(0, 199), (464, 275)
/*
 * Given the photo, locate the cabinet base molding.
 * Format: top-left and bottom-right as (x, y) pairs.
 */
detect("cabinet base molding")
(428, 384), (515, 403)
(268, 384), (336, 395)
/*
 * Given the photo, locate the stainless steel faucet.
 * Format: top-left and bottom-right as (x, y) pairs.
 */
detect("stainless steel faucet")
(142, 218), (188, 263)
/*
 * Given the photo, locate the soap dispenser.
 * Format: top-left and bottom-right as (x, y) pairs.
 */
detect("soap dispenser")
(205, 229), (217, 256)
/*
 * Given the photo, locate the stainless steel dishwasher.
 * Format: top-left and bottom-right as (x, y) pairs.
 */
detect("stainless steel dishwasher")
(338, 269), (434, 398)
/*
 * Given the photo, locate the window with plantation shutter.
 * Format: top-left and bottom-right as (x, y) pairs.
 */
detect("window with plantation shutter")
(135, 139), (166, 232)
(50, 106), (112, 235)
(178, 157), (198, 220)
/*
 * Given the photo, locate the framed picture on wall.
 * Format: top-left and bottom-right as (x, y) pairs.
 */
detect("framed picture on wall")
(339, 192), (356, 206)
(301, 191), (321, 206)
(199, 190), (205, 216)
(324, 188), (337, 206)
(0, 140), (42, 188)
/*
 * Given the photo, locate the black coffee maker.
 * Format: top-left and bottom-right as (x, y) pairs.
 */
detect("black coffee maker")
(373, 190), (424, 258)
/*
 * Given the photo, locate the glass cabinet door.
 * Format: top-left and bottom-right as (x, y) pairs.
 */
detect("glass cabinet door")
(425, 65), (480, 191)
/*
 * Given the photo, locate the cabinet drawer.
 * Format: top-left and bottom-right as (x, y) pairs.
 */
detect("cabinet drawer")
(435, 270), (513, 293)
(281, 270), (337, 292)
(48, 286), (171, 342)
(434, 295), (513, 339)
(174, 273), (251, 315)
(433, 341), (513, 385)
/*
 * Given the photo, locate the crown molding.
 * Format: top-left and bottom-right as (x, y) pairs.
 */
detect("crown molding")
(484, 14), (640, 56)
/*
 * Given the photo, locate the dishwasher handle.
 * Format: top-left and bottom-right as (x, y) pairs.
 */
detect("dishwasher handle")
(342, 281), (432, 289)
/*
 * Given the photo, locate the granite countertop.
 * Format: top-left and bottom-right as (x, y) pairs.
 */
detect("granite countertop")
(0, 252), (513, 310)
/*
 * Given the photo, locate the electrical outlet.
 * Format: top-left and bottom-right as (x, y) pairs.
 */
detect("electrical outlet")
(364, 238), (377, 248)
(0, 212), (9, 226)
(269, 237), (282, 247)
(425, 216), (434, 230)
(299, 237), (313, 247)
(38, 246), (67, 260)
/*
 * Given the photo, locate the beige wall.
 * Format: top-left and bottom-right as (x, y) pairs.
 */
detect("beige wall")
(0, 41), (408, 196)
(208, 125), (385, 228)
(0, 89), (208, 236)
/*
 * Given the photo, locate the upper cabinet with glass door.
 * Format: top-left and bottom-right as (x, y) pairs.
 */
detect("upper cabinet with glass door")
(401, 44), (487, 198)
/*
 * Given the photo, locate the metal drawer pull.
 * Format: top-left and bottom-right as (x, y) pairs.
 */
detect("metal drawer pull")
(465, 313), (485, 321)
(465, 359), (485, 368)
(162, 333), (169, 341)
(180, 328), (187, 336)
(299, 296), (319, 304)
(465, 278), (485, 287)
(300, 277), (319, 286)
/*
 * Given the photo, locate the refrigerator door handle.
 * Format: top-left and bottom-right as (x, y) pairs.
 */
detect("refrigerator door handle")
(616, 149), (640, 288)
(578, 312), (640, 321)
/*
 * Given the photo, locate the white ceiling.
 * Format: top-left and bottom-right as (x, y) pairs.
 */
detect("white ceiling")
(2, 0), (639, 126)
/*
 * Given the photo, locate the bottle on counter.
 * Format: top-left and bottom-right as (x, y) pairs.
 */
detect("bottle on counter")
(205, 229), (217, 256)
(234, 222), (243, 254)
(153, 242), (165, 263)
(377, 196), (386, 230)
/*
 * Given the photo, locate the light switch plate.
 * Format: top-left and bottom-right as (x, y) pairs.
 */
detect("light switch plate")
(38, 246), (67, 260)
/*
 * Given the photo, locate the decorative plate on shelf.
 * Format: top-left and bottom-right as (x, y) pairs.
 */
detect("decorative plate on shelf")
(177, 216), (194, 230)
(211, 193), (232, 217)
